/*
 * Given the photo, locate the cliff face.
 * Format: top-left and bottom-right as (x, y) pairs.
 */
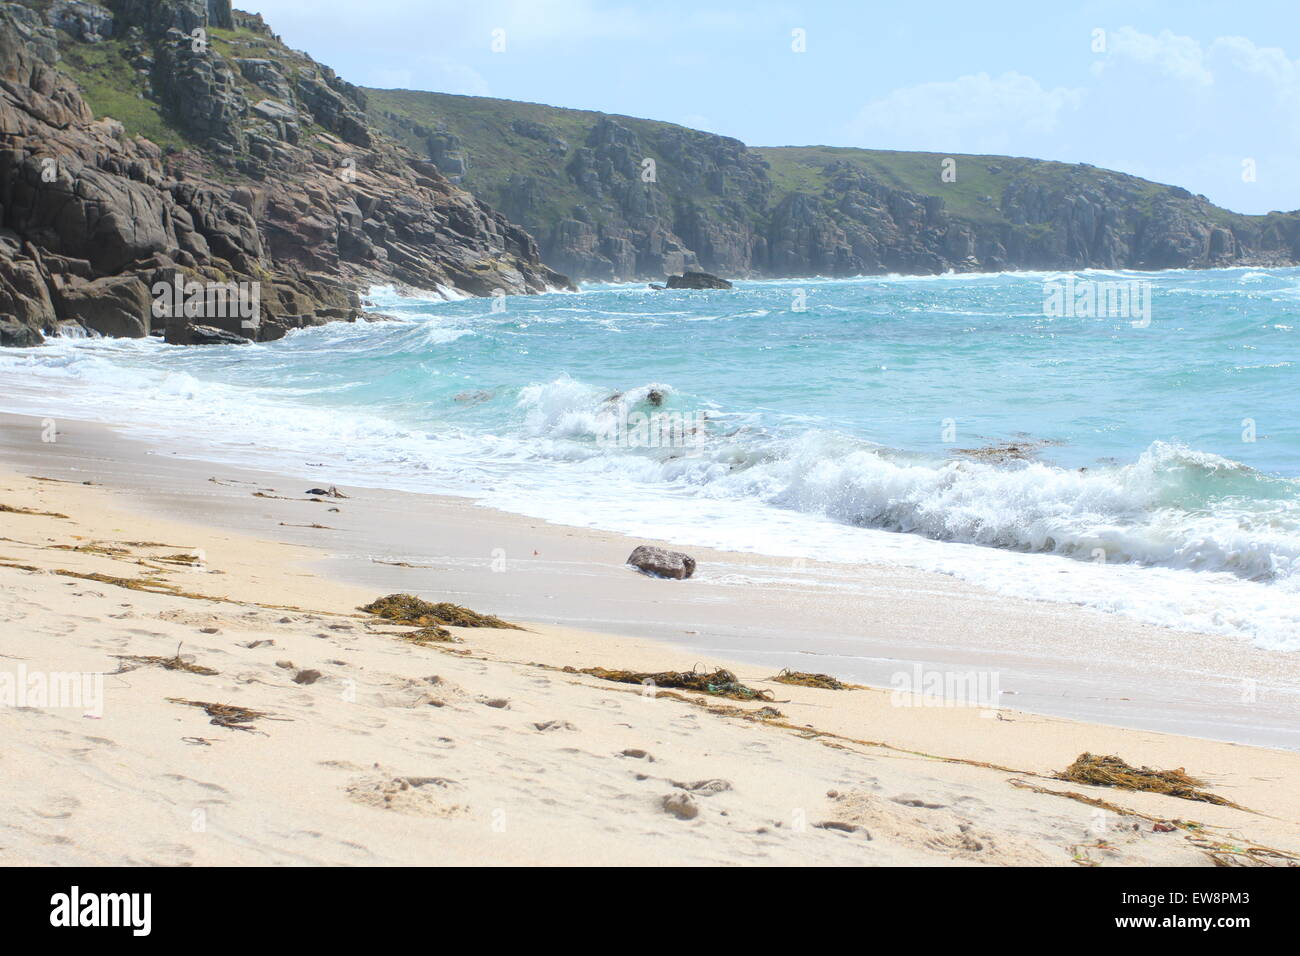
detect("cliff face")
(369, 90), (1300, 281)
(0, 0), (571, 347)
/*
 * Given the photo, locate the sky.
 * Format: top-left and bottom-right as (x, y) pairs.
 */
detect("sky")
(242, 0), (1300, 214)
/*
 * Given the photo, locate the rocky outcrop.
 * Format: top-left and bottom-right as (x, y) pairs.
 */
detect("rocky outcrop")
(165, 321), (248, 345)
(47, 1), (113, 42)
(368, 91), (1300, 281)
(0, 0), (571, 347)
(665, 271), (731, 290)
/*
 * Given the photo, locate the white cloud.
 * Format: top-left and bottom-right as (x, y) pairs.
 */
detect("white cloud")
(1081, 29), (1300, 209)
(1092, 27), (1214, 86)
(847, 72), (1084, 154)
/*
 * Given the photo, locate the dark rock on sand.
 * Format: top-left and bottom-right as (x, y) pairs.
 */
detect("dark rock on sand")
(665, 271), (733, 290)
(627, 545), (696, 580)
(661, 792), (699, 820)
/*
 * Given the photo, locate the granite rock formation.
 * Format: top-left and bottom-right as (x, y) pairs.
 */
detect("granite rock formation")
(369, 91), (1300, 281)
(0, 0), (571, 347)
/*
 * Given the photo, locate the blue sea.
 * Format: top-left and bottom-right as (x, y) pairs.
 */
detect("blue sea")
(2, 268), (1297, 649)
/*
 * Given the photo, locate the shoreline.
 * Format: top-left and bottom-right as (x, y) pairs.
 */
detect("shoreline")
(3, 435), (1300, 864)
(2, 410), (1298, 751)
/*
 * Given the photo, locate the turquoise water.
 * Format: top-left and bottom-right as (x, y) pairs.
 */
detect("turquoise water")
(2, 267), (1298, 648)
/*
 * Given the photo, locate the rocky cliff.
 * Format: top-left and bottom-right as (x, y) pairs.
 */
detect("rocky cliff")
(369, 90), (1300, 281)
(0, 0), (571, 347)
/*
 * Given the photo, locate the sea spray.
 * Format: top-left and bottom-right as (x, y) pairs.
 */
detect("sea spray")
(3, 268), (1297, 648)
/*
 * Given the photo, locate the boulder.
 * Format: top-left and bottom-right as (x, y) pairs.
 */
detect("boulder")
(166, 322), (249, 346)
(0, 314), (43, 347)
(627, 545), (696, 580)
(55, 274), (152, 338)
(665, 271), (733, 290)
(0, 252), (58, 329)
(661, 792), (699, 820)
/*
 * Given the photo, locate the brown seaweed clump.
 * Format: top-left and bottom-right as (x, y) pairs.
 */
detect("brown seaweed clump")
(114, 653), (217, 676)
(771, 668), (849, 690)
(1057, 753), (1239, 808)
(572, 666), (774, 702)
(402, 625), (460, 645)
(167, 697), (271, 732)
(359, 593), (522, 630)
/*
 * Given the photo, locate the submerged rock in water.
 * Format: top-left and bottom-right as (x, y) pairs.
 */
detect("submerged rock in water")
(627, 545), (696, 579)
(665, 271), (733, 290)
(168, 324), (250, 346)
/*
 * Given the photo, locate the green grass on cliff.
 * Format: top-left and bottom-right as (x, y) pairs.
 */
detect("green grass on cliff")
(55, 38), (191, 150)
(365, 88), (1226, 234)
(757, 146), (1040, 222)
(368, 89), (758, 232)
(372, 89), (602, 225)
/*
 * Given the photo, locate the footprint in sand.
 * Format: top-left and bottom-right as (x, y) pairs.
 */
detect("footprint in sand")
(161, 773), (230, 796)
(533, 720), (578, 732)
(30, 794), (81, 820)
(138, 841), (196, 866)
(827, 790), (1051, 865)
(345, 773), (466, 817)
(891, 794), (947, 810)
(342, 714), (389, 734)
(318, 759), (368, 772)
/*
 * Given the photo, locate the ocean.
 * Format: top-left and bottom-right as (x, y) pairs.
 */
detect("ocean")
(2, 267), (1297, 650)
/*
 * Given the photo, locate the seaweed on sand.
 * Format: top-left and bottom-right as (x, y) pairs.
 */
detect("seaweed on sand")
(50, 542), (131, 557)
(167, 697), (274, 732)
(53, 569), (184, 595)
(771, 668), (850, 690)
(152, 553), (205, 566)
(401, 625), (460, 645)
(573, 665), (775, 702)
(114, 647), (218, 676)
(0, 503), (68, 518)
(1057, 753), (1240, 808)
(359, 593), (522, 630)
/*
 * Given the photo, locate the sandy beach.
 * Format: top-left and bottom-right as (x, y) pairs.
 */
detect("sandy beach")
(2, 411), (1299, 866)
